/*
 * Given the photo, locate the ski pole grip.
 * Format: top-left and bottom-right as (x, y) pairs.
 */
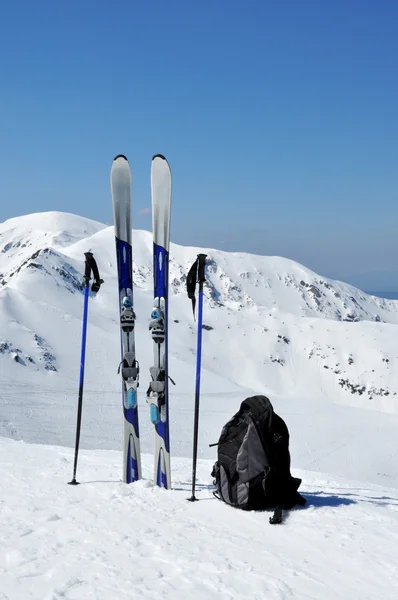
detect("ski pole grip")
(197, 254), (207, 284)
(90, 255), (103, 293)
(83, 252), (94, 286)
(83, 252), (103, 293)
(186, 254), (207, 318)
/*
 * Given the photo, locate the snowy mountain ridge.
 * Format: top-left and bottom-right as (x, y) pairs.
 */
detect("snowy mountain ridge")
(0, 210), (397, 415)
(1, 211), (397, 324)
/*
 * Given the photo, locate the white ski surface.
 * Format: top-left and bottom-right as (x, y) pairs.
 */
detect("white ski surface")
(151, 154), (171, 250)
(111, 155), (132, 245)
(1, 437), (398, 600)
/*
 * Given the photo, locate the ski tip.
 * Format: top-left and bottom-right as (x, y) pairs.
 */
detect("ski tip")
(152, 153), (167, 162)
(113, 154), (129, 162)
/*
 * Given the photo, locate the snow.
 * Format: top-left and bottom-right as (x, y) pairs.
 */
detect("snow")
(1, 212), (397, 416)
(1, 439), (398, 600)
(1, 211), (398, 598)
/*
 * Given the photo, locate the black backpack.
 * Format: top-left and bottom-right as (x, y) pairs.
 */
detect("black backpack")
(211, 395), (306, 524)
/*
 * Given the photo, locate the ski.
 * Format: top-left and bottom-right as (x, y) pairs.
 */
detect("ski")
(111, 154), (141, 484)
(147, 154), (172, 489)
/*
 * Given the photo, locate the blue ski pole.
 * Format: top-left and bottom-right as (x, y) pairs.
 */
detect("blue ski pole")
(186, 253), (207, 501)
(69, 252), (103, 485)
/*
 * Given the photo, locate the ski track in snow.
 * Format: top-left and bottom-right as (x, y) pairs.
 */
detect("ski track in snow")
(1, 439), (398, 600)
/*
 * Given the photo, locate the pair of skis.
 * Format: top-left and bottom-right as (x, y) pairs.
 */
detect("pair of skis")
(111, 154), (171, 488)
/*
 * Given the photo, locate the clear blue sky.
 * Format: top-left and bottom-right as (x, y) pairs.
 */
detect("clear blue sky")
(1, 0), (397, 289)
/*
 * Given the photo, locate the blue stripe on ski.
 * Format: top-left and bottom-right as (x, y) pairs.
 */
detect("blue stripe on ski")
(116, 235), (140, 482)
(153, 242), (170, 455)
(116, 238), (133, 292)
(155, 419), (170, 453)
(156, 452), (168, 488)
(126, 434), (139, 484)
(153, 243), (168, 298)
(124, 406), (139, 439)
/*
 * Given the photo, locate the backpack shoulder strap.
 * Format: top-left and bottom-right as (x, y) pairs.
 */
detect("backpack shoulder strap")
(269, 506), (283, 524)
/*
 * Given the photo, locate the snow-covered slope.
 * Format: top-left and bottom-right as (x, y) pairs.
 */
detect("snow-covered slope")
(0, 211), (397, 411)
(1, 212), (398, 486)
(0, 211), (105, 280)
(1, 212), (398, 598)
(1, 438), (398, 600)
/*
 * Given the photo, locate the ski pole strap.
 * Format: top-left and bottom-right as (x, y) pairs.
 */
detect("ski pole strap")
(83, 252), (104, 293)
(186, 253), (207, 318)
